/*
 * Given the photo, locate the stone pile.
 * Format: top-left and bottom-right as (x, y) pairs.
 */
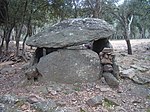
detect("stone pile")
(99, 48), (119, 87)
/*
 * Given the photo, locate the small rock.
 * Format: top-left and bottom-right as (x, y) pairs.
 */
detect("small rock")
(0, 103), (6, 112)
(103, 72), (119, 87)
(130, 65), (148, 72)
(132, 100), (141, 104)
(37, 86), (49, 93)
(0, 67), (17, 75)
(101, 58), (113, 64)
(117, 86), (123, 93)
(14, 109), (24, 112)
(20, 103), (29, 111)
(104, 54), (109, 59)
(86, 95), (104, 107)
(120, 53), (127, 56)
(0, 94), (19, 105)
(99, 52), (103, 56)
(108, 55), (113, 60)
(102, 48), (113, 53)
(56, 100), (66, 107)
(115, 106), (126, 112)
(100, 87), (112, 92)
(113, 63), (120, 80)
(47, 87), (57, 95)
(132, 75), (150, 85)
(120, 68), (136, 79)
(95, 85), (101, 89)
(25, 65), (39, 80)
(26, 95), (45, 104)
(0, 61), (14, 67)
(103, 64), (113, 72)
(72, 98), (76, 102)
(54, 107), (78, 112)
(32, 100), (56, 112)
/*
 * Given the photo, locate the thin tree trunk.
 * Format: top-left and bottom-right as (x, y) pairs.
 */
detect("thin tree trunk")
(15, 25), (23, 56)
(124, 29), (132, 55)
(126, 39), (132, 55)
(0, 36), (4, 56)
(22, 33), (28, 54)
(22, 0), (33, 54)
(73, 0), (78, 18)
(87, 0), (102, 18)
(15, 0), (28, 56)
(15, 36), (20, 56)
(22, 22), (32, 53)
(141, 27), (146, 39)
(5, 28), (13, 54)
(16, 39), (19, 56)
(95, 0), (101, 18)
(5, 38), (9, 53)
(124, 15), (133, 55)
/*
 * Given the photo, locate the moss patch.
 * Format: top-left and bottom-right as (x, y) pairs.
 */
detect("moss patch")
(103, 98), (119, 109)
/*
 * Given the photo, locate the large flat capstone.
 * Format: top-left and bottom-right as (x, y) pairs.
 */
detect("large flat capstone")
(36, 50), (101, 83)
(26, 18), (114, 48)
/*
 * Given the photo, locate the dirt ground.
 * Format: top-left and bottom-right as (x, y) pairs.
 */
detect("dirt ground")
(0, 39), (150, 112)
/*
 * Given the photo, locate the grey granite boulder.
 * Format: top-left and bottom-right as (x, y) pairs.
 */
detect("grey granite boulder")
(32, 100), (57, 112)
(0, 94), (19, 105)
(26, 18), (114, 48)
(0, 103), (6, 112)
(37, 49), (101, 83)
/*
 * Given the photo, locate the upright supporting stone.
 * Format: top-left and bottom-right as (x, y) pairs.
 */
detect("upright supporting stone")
(103, 64), (113, 72)
(99, 47), (119, 87)
(103, 72), (119, 87)
(43, 48), (46, 56)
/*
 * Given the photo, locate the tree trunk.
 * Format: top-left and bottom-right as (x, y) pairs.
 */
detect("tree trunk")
(124, 29), (132, 55)
(15, 39), (19, 56)
(93, 0), (102, 18)
(0, 35), (4, 56)
(22, 33), (28, 54)
(15, 25), (23, 56)
(22, 0), (33, 53)
(73, 0), (78, 18)
(5, 38), (9, 53)
(141, 27), (146, 39)
(125, 39), (132, 55)
(22, 21), (32, 54)
(124, 15), (133, 55)
(87, 0), (102, 18)
(5, 28), (13, 54)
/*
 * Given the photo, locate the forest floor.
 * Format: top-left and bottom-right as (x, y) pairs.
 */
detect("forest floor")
(0, 39), (150, 112)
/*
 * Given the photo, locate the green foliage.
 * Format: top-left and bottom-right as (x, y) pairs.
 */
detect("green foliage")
(103, 98), (119, 109)
(73, 82), (81, 91)
(146, 95), (150, 99)
(147, 109), (150, 112)
(49, 0), (74, 20)
(73, 87), (81, 91)
(80, 107), (86, 112)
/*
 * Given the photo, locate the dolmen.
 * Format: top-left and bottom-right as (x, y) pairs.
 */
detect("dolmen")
(25, 18), (119, 87)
